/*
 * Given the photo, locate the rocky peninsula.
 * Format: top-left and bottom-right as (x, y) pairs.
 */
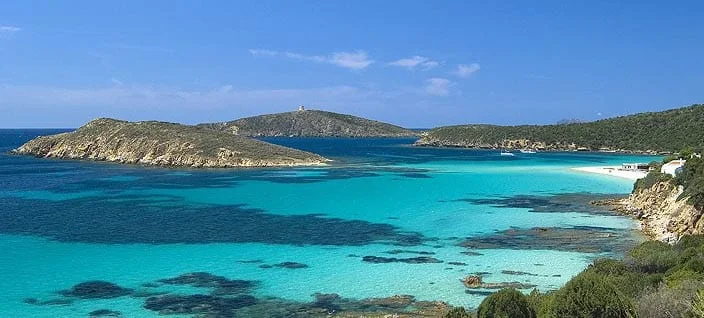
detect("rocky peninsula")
(199, 109), (418, 138)
(12, 118), (329, 168)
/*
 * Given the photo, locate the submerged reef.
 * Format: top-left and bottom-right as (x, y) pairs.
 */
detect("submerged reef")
(459, 226), (638, 254)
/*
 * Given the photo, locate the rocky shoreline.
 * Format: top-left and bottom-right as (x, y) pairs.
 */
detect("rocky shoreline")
(593, 181), (702, 243)
(12, 118), (330, 168)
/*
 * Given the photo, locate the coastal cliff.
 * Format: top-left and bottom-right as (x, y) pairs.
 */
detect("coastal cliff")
(608, 181), (702, 242)
(12, 118), (329, 168)
(199, 110), (417, 138)
(415, 103), (704, 153)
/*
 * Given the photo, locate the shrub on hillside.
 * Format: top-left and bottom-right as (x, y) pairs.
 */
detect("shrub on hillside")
(477, 288), (536, 318)
(636, 284), (695, 318)
(626, 240), (679, 273)
(444, 307), (471, 318)
(552, 272), (636, 318)
(633, 171), (672, 192)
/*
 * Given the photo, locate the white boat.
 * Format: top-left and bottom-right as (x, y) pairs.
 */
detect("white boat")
(519, 149), (537, 154)
(500, 150), (515, 156)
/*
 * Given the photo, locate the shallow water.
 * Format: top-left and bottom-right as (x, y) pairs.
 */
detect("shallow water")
(0, 131), (658, 317)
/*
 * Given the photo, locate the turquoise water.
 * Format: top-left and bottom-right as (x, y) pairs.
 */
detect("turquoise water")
(0, 131), (658, 317)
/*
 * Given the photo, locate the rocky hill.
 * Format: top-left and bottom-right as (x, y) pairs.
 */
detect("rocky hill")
(12, 118), (328, 168)
(415, 104), (704, 153)
(199, 110), (417, 138)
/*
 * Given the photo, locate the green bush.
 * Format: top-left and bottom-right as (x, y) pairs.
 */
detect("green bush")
(627, 240), (679, 273)
(675, 157), (704, 209)
(552, 272), (636, 318)
(444, 306), (471, 318)
(664, 269), (704, 288)
(527, 289), (556, 318)
(477, 288), (536, 318)
(633, 171), (672, 192)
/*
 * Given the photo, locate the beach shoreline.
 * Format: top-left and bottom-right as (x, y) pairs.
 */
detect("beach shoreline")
(570, 166), (648, 181)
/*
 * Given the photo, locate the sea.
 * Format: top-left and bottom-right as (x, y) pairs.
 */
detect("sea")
(0, 129), (659, 317)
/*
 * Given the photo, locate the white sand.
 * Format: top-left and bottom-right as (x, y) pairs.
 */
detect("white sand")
(571, 166), (648, 181)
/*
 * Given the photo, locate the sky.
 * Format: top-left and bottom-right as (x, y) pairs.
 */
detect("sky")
(1, 1), (703, 128)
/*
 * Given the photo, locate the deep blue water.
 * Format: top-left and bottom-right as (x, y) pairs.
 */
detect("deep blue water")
(0, 130), (658, 317)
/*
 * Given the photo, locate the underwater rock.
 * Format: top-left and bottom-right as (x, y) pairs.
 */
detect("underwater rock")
(258, 264), (273, 269)
(465, 290), (495, 296)
(273, 262), (309, 269)
(384, 249), (435, 255)
(237, 259), (264, 264)
(157, 272), (228, 288)
(131, 290), (169, 298)
(23, 298), (73, 306)
(460, 251), (483, 256)
(476, 282), (538, 290)
(157, 272), (256, 296)
(359, 295), (415, 309)
(462, 275), (482, 288)
(501, 270), (540, 276)
(362, 256), (443, 264)
(459, 226), (634, 254)
(144, 294), (257, 316)
(89, 309), (121, 317)
(448, 262), (468, 266)
(59, 281), (133, 299)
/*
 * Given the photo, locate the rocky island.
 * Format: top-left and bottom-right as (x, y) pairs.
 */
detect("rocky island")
(199, 108), (417, 138)
(415, 104), (704, 153)
(12, 118), (329, 168)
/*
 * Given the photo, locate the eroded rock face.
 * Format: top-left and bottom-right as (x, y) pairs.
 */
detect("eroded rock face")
(12, 118), (329, 168)
(609, 182), (703, 243)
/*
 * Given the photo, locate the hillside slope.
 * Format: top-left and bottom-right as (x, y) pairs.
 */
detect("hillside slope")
(12, 118), (328, 168)
(200, 110), (417, 137)
(416, 104), (704, 152)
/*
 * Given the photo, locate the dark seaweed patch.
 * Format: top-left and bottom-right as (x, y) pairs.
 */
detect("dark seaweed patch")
(459, 226), (638, 254)
(362, 256), (443, 264)
(59, 281), (133, 299)
(89, 309), (121, 317)
(0, 196), (424, 246)
(449, 192), (623, 215)
(144, 294), (257, 316)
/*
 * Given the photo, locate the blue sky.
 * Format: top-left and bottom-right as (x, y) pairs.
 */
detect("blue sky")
(1, 1), (703, 128)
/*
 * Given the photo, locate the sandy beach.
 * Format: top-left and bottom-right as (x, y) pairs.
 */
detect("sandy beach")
(571, 166), (648, 181)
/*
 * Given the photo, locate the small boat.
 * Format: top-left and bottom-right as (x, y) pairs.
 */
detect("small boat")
(519, 149), (536, 154)
(500, 150), (515, 156)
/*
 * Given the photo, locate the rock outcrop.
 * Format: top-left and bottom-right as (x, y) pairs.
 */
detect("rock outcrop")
(12, 118), (329, 168)
(199, 110), (417, 138)
(607, 181), (703, 243)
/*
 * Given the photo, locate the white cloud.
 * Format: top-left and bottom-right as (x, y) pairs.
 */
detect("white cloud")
(0, 25), (21, 33)
(424, 78), (453, 96)
(329, 51), (373, 69)
(388, 56), (438, 70)
(453, 63), (481, 78)
(0, 25), (21, 39)
(110, 78), (124, 86)
(249, 49), (373, 70)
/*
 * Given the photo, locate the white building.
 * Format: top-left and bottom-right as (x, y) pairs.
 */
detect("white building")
(661, 160), (686, 176)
